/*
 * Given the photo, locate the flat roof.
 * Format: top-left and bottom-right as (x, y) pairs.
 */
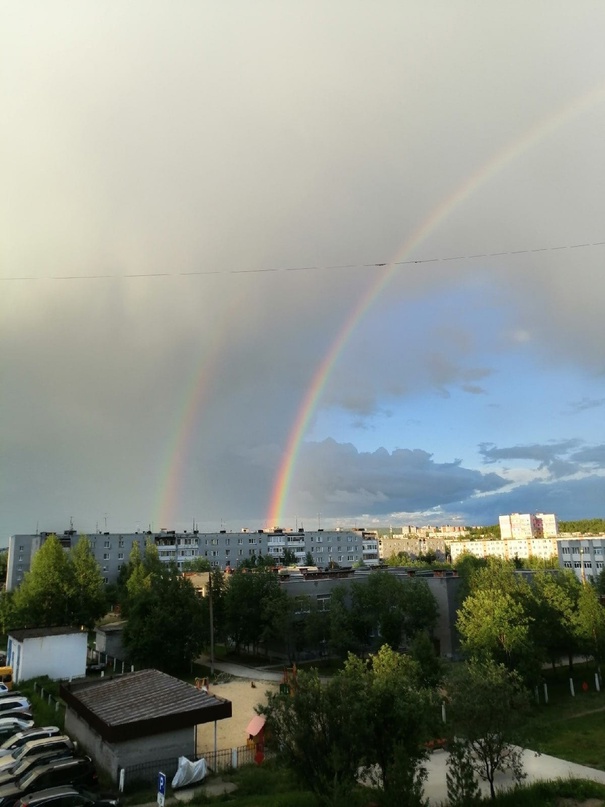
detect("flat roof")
(9, 627), (84, 641)
(60, 669), (232, 743)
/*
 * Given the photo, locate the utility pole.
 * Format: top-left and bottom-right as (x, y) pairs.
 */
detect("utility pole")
(208, 572), (215, 677)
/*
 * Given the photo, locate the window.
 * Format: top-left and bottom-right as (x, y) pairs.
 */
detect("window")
(563, 561), (572, 568)
(118, 539), (124, 548)
(19, 545), (24, 551)
(317, 594), (331, 612)
(225, 550), (230, 556)
(104, 540), (111, 548)
(225, 538), (230, 546)
(238, 538), (243, 545)
(103, 553), (110, 560)
(117, 564), (122, 571)
(118, 552), (124, 560)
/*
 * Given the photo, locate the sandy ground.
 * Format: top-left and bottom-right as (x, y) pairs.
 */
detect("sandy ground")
(195, 679), (278, 754)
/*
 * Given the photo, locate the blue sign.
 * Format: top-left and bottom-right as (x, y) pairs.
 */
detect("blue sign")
(158, 772), (166, 796)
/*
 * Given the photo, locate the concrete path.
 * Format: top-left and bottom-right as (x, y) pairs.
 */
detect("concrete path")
(197, 654), (286, 682)
(424, 747), (605, 804)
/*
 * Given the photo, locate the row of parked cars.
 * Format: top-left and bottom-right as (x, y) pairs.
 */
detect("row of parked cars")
(0, 684), (118, 807)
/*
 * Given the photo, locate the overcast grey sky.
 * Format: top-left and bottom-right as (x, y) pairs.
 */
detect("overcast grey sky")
(2, 1), (605, 540)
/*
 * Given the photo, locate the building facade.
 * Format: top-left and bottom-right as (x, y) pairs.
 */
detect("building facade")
(449, 536), (559, 563)
(7, 527), (379, 590)
(557, 536), (605, 583)
(499, 512), (558, 539)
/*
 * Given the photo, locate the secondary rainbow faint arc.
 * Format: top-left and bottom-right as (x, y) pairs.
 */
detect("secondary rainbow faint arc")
(265, 84), (605, 527)
(154, 289), (248, 530)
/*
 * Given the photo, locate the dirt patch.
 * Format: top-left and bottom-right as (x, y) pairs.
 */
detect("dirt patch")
(195, 679), (278, 754)
(556, 799), (604, 806)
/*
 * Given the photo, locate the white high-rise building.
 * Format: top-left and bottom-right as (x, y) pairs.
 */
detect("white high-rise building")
(499, 513), (558, 540)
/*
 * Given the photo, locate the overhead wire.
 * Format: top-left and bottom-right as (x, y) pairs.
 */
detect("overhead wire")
(2, 238), (605, 282)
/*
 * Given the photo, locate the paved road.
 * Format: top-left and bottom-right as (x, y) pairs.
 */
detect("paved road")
(197, 654), (286, 682)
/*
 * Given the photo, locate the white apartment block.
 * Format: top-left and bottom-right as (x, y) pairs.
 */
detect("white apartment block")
(449, 536), (559, 564)
(499, 512), (558, 539)
(7, 527), (379, 590)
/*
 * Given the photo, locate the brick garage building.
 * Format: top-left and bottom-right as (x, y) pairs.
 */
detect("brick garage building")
(60, 669), (232, 786)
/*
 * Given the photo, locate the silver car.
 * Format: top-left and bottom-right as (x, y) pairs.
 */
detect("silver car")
(0, 738), (75, 775)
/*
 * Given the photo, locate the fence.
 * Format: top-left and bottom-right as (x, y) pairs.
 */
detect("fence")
(31, 681), (64, 714)
(87, 649), (135, 677)
(120, 745), (274, 790)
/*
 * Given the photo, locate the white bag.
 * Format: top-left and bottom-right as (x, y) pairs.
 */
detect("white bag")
(171, 756), (207, 788)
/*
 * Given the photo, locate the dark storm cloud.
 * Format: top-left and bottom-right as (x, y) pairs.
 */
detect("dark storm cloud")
(292, 438), (507, 517)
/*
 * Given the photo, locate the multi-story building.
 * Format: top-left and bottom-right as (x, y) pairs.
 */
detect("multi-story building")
(557, 536), (605, 583)
(378, 536), (446, 563)
(7, 527), (379, 590)
(449, 536), (559, 564)
(499, 513), (558, 539)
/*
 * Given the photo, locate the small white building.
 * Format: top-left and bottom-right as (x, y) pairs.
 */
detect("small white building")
(6, 627), (87, 684)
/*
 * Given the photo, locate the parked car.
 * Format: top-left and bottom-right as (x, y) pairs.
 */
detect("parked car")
(0, 738), (75, 775)
(16, 785), (118, 807)
(0, 722), (34, 742)
(0, 701), (31, 720)
(0, 730), (61, 755)
(0, 748), (75, 788)
(0, 756), (97, 807)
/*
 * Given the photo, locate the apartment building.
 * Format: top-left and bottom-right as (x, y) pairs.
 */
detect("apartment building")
(499, 512), (558, 539)
(449, 536), (559, 564)
(557, 536), (605, 583)
(7, 527), (379, 590)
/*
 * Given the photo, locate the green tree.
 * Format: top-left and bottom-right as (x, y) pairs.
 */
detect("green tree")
(282, 548), (297, 566)
(574, 582), (605, 670)
(342, 646), (432, 805)
(68, 536), (107, 629)
(181, 557), (211, 572)
(446, 658), (529, 800)
(259, 668), (366, 806)
(123, 562), (205, 674)
(223, 568), (283, 654)
(531, 571), (581, 671)
(12, 535), (76, 627)
(304, 551), (315, 566)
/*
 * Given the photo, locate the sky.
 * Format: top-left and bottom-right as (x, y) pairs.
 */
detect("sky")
(2, 1), (605, 542)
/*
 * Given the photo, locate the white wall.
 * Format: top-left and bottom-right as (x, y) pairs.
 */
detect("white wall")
(12, 633), (87, 683)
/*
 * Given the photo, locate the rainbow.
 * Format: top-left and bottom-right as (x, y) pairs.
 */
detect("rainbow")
(265, 83), (605, 527)
(154, 288), (248, 530)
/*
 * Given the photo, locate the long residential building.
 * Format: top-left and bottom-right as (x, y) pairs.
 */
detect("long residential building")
(449, 536), (559, 564)
(7, 527), (380, 590)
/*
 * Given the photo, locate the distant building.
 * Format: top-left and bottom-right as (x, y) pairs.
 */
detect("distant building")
(7, 527), (379, 590)
(449, 536), (559, 564)
(557, 536), (605, 583)
(378, 536), (446, 563)
(499, 513), (558, 539)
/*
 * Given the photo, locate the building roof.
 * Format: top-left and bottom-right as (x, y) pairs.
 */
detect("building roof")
(95, 621), (127, 635)
(60, 669), (232, 743)
(9, 627), (84, 642)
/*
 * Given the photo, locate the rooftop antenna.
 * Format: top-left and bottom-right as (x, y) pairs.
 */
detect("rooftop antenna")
(35, 521), (39, 536)
(104, 513), (108, 531)
(70, 516), (74, 531)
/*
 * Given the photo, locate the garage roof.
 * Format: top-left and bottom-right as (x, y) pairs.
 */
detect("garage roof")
(60, 669), (232, 742)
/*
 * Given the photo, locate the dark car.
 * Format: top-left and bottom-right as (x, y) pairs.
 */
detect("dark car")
(0, 756), (97, 807)
(0, 730), (61, 755)
(16, 785), (118, 807)
(0, 749), (75, 788)
(0, 738), (75, 775)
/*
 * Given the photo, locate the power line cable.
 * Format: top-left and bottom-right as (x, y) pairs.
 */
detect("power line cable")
(3, 239), (604, 282)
